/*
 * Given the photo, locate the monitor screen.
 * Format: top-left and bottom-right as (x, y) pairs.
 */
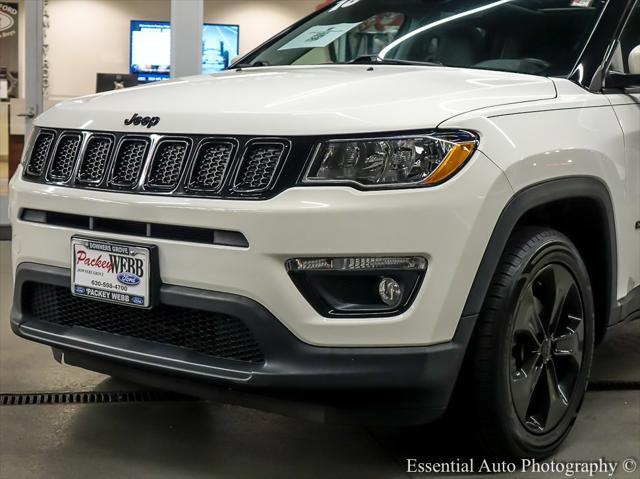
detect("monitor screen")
(130, 21), (239, 82)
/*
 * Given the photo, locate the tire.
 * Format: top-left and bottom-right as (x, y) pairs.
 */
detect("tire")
(471, 227), (595, 459)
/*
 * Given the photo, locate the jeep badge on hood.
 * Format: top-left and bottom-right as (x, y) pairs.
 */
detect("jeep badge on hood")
(124, 113), (160, 128)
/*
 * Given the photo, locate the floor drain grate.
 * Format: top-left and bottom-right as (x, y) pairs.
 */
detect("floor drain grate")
(588, 381), (640, 391)
(0, 390), (196, 406)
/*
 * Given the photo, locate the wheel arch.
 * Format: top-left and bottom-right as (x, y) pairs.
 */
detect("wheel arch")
(462, 176), (618, 343)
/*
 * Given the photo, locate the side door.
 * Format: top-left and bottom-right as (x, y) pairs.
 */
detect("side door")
(605, 2), (640, 307)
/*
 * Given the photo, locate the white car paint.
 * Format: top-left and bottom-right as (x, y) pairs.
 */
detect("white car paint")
(35, 66), (555, 135)
(9, 65), (640, 346)
(442, 78), (640, 298)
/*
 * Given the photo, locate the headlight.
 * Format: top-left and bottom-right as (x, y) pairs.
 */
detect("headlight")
(302, 131), (478, 188)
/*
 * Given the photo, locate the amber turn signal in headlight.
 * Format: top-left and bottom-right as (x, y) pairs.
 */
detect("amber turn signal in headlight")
(302, 131), (478, 189)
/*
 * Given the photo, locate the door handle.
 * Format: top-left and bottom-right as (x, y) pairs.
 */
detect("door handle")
(17, 108), (36, 119)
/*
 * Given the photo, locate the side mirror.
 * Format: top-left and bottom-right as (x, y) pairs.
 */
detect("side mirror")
(629, 45), (640, 74)
(605, 71), (640, 90)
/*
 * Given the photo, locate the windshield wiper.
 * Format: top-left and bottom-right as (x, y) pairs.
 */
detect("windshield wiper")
(347, 55), (442, 67)
(232, 61), (271, 69)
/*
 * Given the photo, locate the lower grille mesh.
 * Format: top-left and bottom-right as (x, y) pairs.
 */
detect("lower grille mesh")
(25, 283), (264, 363)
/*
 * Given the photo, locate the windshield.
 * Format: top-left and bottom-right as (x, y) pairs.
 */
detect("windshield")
(241, 0), (606, 76)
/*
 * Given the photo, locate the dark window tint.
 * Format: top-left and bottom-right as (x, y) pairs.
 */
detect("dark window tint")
(245, 0), (607, 77)
(614, 4), (640, 73)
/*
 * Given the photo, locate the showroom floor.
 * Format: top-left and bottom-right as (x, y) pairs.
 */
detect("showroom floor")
(0, 240), (638, 479)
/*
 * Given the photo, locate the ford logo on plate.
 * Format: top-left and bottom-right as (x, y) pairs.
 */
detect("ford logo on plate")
(0, 12), (15, 33)
(117, 272), (141, 286)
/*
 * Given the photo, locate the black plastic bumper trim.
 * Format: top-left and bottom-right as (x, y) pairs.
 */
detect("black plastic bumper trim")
(11, 263), (475, 421)
(19, 208), (249, 248)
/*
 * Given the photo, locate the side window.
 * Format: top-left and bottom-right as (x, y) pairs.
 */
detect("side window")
(615, 5), (640, 73)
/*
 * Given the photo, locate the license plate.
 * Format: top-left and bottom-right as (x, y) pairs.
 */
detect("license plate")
(71, 237), (155, 308)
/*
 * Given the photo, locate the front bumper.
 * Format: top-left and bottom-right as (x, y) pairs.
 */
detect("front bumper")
(10, 152), (512, 347)
(11, 263), (476, 423)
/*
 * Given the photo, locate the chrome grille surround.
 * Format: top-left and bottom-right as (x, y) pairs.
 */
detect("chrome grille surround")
(23, 128), (293, 200)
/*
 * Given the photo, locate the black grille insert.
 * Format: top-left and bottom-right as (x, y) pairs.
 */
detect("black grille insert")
(23, 129), (300, 199)
(147, 140), (190, 189)
(25, 283), (265, 363)
(188, 141), (235, 192)
(48, 133), (82, 182)
(234, 142), (287, 192)
(77, 135), (114, 184)
(110, 138), (150, 187)
(26, 130), (56, 177)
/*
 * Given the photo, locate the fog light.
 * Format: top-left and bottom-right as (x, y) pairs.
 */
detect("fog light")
(286, 256), (427, 318)
(378, 277), (403, 308)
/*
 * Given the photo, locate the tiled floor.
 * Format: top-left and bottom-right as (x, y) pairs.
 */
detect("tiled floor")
(1, 240), (638, 478)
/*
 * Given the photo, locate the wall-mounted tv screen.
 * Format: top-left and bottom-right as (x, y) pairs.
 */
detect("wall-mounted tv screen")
(130, 21), (240, 83)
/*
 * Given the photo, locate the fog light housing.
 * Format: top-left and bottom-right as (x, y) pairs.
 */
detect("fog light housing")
(286, 256), (427, 318)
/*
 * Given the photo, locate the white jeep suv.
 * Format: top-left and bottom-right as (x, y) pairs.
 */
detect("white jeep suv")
(9, 0), (640, 458)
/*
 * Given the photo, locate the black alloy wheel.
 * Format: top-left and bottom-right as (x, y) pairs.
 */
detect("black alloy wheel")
(510, 263), (585, 434)
(471, 227), (595, 459)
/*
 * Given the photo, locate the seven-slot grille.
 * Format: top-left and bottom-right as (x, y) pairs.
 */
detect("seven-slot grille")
(24, 129), (291, 199)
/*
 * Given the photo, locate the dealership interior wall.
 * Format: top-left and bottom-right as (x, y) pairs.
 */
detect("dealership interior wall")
(18, 0), (319, 99)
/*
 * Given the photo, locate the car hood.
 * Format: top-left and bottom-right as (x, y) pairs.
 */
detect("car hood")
(36, 65), (556, 136)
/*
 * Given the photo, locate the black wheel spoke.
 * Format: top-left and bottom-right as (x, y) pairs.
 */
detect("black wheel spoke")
(511, 355), (544, 419)
(514, 286), (545, 346)
(543, 360), (569, 429)
(554, 325), (582, 367)
(547, 266), (575, 337)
